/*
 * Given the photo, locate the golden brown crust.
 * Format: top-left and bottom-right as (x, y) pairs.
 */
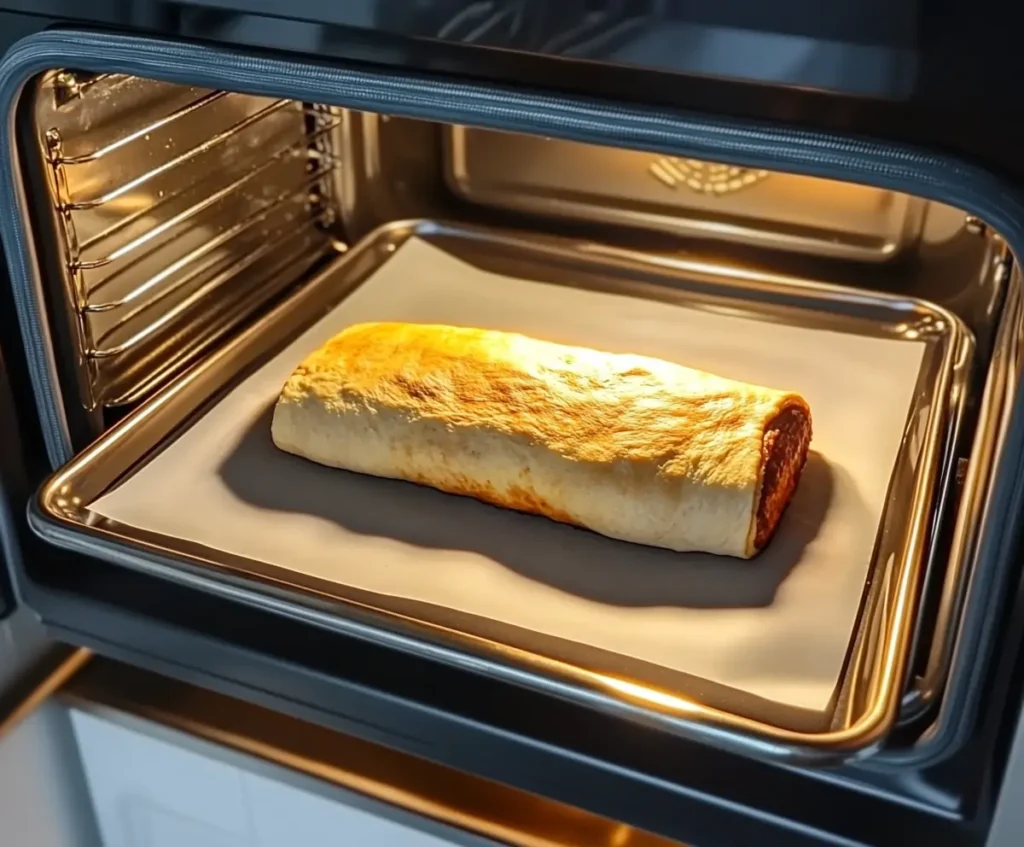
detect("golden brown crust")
(272, 322), (812, 558)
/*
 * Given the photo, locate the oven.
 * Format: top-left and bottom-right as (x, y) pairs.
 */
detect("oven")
(1, 3), (1024, 846)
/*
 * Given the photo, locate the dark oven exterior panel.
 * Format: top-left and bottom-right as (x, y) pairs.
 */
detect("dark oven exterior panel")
(0, 6), (1023, 847)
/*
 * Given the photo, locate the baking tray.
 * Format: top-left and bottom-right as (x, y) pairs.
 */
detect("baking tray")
(30, 220), (970, 764)
(446, 126), (928, 263)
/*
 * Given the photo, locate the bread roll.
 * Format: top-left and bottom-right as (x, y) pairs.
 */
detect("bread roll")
(272, 322), (812, 558)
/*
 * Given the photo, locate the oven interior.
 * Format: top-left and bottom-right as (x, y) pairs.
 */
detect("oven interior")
(27, 72), (1007, 438)
(15, 70), (1021, 755)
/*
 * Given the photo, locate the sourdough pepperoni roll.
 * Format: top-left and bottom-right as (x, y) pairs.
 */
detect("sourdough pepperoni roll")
(272, 322), (812, 559)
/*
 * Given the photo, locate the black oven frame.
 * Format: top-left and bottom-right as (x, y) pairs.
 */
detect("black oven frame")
(1, 5), (1024, 846)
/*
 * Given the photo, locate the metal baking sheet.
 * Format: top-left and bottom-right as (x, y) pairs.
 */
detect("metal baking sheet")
(82, 231), (930, 728)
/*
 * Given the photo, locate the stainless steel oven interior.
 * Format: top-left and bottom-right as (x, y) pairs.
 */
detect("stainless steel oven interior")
(14, 71), (1020, 764)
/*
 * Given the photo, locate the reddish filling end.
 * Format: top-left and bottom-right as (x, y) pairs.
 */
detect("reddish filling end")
(753, 406), (812, 552)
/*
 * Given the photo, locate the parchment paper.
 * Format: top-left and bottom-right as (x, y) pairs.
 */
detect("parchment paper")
(90, 237), (927, 723)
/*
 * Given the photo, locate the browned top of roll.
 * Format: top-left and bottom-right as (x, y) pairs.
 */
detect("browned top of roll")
(274, 322), (812, 558)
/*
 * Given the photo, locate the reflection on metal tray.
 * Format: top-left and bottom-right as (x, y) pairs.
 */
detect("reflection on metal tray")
(446, 126), (929, 262)
(31, 220), (970, 765)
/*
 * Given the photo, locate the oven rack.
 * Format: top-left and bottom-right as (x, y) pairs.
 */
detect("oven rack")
(36, 75), (344, 408)
(51, 70), (113, 107)
(80, 158), (340, 315)
(88, 205), (335, 359)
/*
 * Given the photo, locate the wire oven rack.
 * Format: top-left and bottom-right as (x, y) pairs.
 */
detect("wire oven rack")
(35, 73), (344, 409)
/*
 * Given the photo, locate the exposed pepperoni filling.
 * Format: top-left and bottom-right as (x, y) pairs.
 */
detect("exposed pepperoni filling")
(753, 406), (812, 552)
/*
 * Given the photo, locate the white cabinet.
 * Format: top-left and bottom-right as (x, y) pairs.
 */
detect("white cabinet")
(243, 770), (474, 847)
(989, 704), (1024, 847)
(71, 710), (251, 847)
(0, 612), (98, 847)
(70, 708), (495, 847)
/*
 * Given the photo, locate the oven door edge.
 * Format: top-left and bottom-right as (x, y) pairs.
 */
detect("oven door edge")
(2, 28), (1024, 770)
(0, 356), (19, 621)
